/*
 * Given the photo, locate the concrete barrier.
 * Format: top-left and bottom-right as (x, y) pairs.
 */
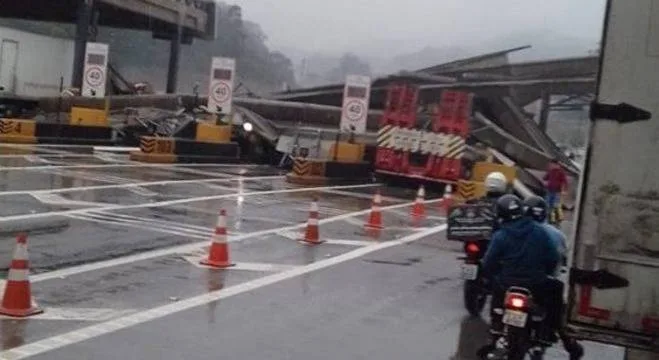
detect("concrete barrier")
(0, 119), (113, 145)
(286, 157), (372, 185)
(130, 135), (240, 163)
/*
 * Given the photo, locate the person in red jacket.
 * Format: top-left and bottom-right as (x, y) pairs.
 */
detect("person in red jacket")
(543, 159), (568, 221)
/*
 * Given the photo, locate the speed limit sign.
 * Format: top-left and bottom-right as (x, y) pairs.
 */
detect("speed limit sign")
(345, 100), (365, 121)
(340, 75), (371, 134)
(208, 57), (236, 115)
(81, 42), (109, 98)
(85, 66), (104, 87)
(211, 82), (231, 103)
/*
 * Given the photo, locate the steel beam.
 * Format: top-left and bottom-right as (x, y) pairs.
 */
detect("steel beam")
(165, 9), (183, 94)
(538, 90), (550, 132)
(72, 0), (94, 89)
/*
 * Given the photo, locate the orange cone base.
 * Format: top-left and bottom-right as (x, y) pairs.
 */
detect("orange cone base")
(200, 259), (235, 268)
(0, 305), (43, 318)
(364, 223), (383, 230)
(299, 239), (326, 246)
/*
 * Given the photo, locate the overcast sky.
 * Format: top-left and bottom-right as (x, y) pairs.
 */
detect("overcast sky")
(228, 0), (606, 56)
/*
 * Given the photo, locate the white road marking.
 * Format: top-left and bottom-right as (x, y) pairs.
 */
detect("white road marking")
(389, 208), (446, 221)
(65, 214), (210, 240)
(31, 194), (109, 208)
(68, 211), (245, 238)
(32, 168), (161, 197)
(0, 154), (96, 159)
(0, 308), (138, 322)
(29, 197), (445, 284)
(0, 175), (284, 197)
(0, 163), (265, 171)
(325, 239), (376, 246)
(342, 216), (366, 227)
(1, 223), (448, 359)
(0, 183), (381, 223)
(89, 211), (216, 233)
(320, 188), (407, 203)
(181, 254), (298, 272)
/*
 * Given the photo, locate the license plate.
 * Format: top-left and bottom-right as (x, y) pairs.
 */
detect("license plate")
(461, 264), (478, 280)
(503, 309), (528, 328)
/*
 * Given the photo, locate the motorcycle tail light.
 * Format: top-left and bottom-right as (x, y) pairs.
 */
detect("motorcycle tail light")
(465, 242), (480, 255)
(505, 293), (529, 310)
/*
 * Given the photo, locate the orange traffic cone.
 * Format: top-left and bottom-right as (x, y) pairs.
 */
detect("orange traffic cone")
(200, 209), (235, 268)
(300, 197), (324, 245)
(438, 184), (454, 214)
(365, 190), (384, 230)
(411, 185), (426, 220)
(0, 233), (43, 317)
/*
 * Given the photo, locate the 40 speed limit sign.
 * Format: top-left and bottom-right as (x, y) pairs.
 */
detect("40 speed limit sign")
(81, 42), (109, 98)
(207, 57), (236, 115)
(340, 75), (371, 134)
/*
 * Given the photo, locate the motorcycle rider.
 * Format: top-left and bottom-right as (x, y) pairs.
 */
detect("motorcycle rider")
(523, 195), (584, 358)
(523, 195), (567, 267)
(468, 171), (509, 204)
(465, 171), (509, 231)
(477, 194), (563, 356)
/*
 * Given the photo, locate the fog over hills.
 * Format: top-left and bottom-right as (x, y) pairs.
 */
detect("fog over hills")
(285, 29), (598, 87)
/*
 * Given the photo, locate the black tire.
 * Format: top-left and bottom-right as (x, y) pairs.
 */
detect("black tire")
(507, 335), (530, 360)
(464, 280), (487, 317)
(530, 351), (545, 360)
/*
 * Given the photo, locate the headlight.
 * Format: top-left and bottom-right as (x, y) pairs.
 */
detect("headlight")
(242, 122), (253, 132)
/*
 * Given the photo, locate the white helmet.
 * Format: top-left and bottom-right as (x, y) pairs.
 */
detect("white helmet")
(484, 171), (507, 193)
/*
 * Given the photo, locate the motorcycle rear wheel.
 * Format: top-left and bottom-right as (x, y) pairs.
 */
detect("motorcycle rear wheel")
(464, 280), (487, 317)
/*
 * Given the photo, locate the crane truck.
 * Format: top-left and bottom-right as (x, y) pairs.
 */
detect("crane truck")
(566, 0), (658, 358)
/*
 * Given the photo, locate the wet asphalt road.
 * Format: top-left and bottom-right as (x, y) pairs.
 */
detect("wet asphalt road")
(0, 145), (624, 359)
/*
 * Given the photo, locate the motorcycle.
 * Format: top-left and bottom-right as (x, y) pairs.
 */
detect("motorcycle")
(485, 287), (549, 360)
(460, 239), (490, 316)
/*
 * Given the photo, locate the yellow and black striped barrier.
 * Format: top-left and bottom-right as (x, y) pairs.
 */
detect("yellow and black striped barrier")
(457, 180), (486, 201)
(131, 136), (240, 164)
(139, 137), (175, 154)
(0, 119), (37, 144)
(286, 157), (372, 185)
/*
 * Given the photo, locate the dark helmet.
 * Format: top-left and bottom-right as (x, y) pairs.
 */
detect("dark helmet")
(523, 195), (547, 222)
(495, 194), (524, 223)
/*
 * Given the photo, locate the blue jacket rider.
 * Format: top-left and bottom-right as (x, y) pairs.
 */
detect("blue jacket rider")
(481, 195), (560, 285)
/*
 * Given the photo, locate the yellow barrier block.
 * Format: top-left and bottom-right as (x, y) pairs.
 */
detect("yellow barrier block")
(457, 180), (487, 201)
(139, 136), (175, 154)
(70, 107), (109, 127)
(471, 162), (517, 183)
(0, 119), (37, 143)
(292, 158), (326, 177)
(329, 142), (364, 163)
(195, 122), (231, 143)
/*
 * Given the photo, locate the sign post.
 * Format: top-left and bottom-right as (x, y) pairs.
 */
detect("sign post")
(207, 57), (236, 116)
(339, 75), (371, 134)
(81, 42), (109, 98)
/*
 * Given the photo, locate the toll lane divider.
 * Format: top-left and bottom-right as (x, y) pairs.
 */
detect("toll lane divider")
(29, 195), (447, 283)
(3, 222), (448, 359)
(0, 119), (113, 145)
(131, 136), (241, 164)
